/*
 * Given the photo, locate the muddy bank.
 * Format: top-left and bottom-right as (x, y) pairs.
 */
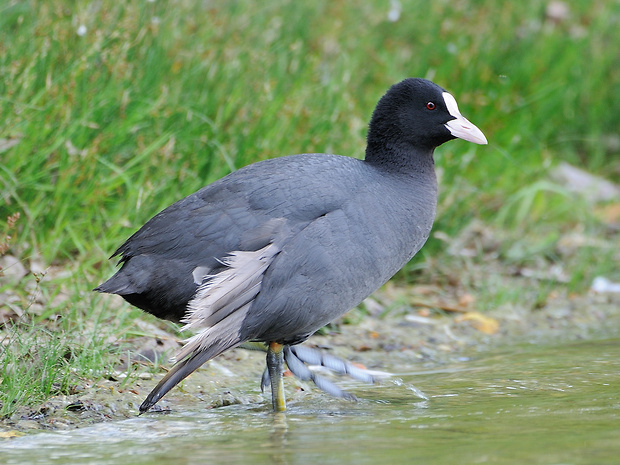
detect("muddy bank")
(3, 274), (619, 434)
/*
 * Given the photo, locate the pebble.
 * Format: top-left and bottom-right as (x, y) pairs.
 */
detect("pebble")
(0, 255), (27, 283)
(15, 420), (42, 430)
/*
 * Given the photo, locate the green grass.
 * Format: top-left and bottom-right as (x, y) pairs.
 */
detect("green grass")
(0, 275), (140, 417)
(1, 0), (619, 417)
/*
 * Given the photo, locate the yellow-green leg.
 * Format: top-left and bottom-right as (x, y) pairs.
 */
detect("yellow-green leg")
(267, 342), (286, 412)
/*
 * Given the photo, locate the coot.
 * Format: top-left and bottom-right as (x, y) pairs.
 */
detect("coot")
(96, 78), (487, 412)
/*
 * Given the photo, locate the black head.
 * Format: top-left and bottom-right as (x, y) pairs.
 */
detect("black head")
(365, 78), (486, 164)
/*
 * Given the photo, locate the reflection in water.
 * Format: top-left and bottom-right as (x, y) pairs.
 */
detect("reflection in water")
(1, 339), (620, 465)
(269, 412), (289, 465)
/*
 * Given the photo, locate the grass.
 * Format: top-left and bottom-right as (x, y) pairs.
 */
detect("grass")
(0, 283), (135, 417)
(1, 0), (619, 417)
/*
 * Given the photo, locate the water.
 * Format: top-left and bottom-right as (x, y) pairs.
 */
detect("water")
(2, 338), (619, 464)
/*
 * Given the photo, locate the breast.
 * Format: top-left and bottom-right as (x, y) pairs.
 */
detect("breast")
(238, 166), (439, 344)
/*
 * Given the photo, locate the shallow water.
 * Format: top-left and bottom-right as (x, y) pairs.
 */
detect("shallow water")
(2, 338), (619, 465)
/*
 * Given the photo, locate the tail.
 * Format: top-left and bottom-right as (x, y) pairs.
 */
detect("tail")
(93, 255), (156, 295)
(139, 338), (241, 413)
(93, 275), (134, 295)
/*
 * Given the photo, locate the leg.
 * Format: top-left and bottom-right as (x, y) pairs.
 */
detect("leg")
(260, 344), (381, 403)
(267, 341), (286, 412)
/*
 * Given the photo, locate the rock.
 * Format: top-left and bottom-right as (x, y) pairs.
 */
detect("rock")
(0, 255), (27, 283)
(550, 162), (620, 203)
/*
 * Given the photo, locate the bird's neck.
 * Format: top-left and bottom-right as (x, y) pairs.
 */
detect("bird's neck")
(364, 140), (437, 178)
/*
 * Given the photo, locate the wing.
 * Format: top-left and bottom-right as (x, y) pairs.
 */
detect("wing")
(95, 154), (365, 321)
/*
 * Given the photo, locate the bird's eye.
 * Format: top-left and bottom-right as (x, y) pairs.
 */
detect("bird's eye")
(426, 102), (436, 110)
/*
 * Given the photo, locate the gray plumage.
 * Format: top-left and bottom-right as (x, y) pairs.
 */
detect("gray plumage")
(95, 78), (487, 412)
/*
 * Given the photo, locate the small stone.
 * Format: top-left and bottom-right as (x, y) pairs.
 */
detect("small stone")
(0, 255), (27, 283)
(15, 420), (42, 430)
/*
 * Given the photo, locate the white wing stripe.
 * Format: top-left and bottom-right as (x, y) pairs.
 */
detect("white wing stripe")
(182, 244), (280, 331)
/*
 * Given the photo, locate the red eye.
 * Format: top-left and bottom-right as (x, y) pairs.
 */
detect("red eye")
(426, 102), (436, 110)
